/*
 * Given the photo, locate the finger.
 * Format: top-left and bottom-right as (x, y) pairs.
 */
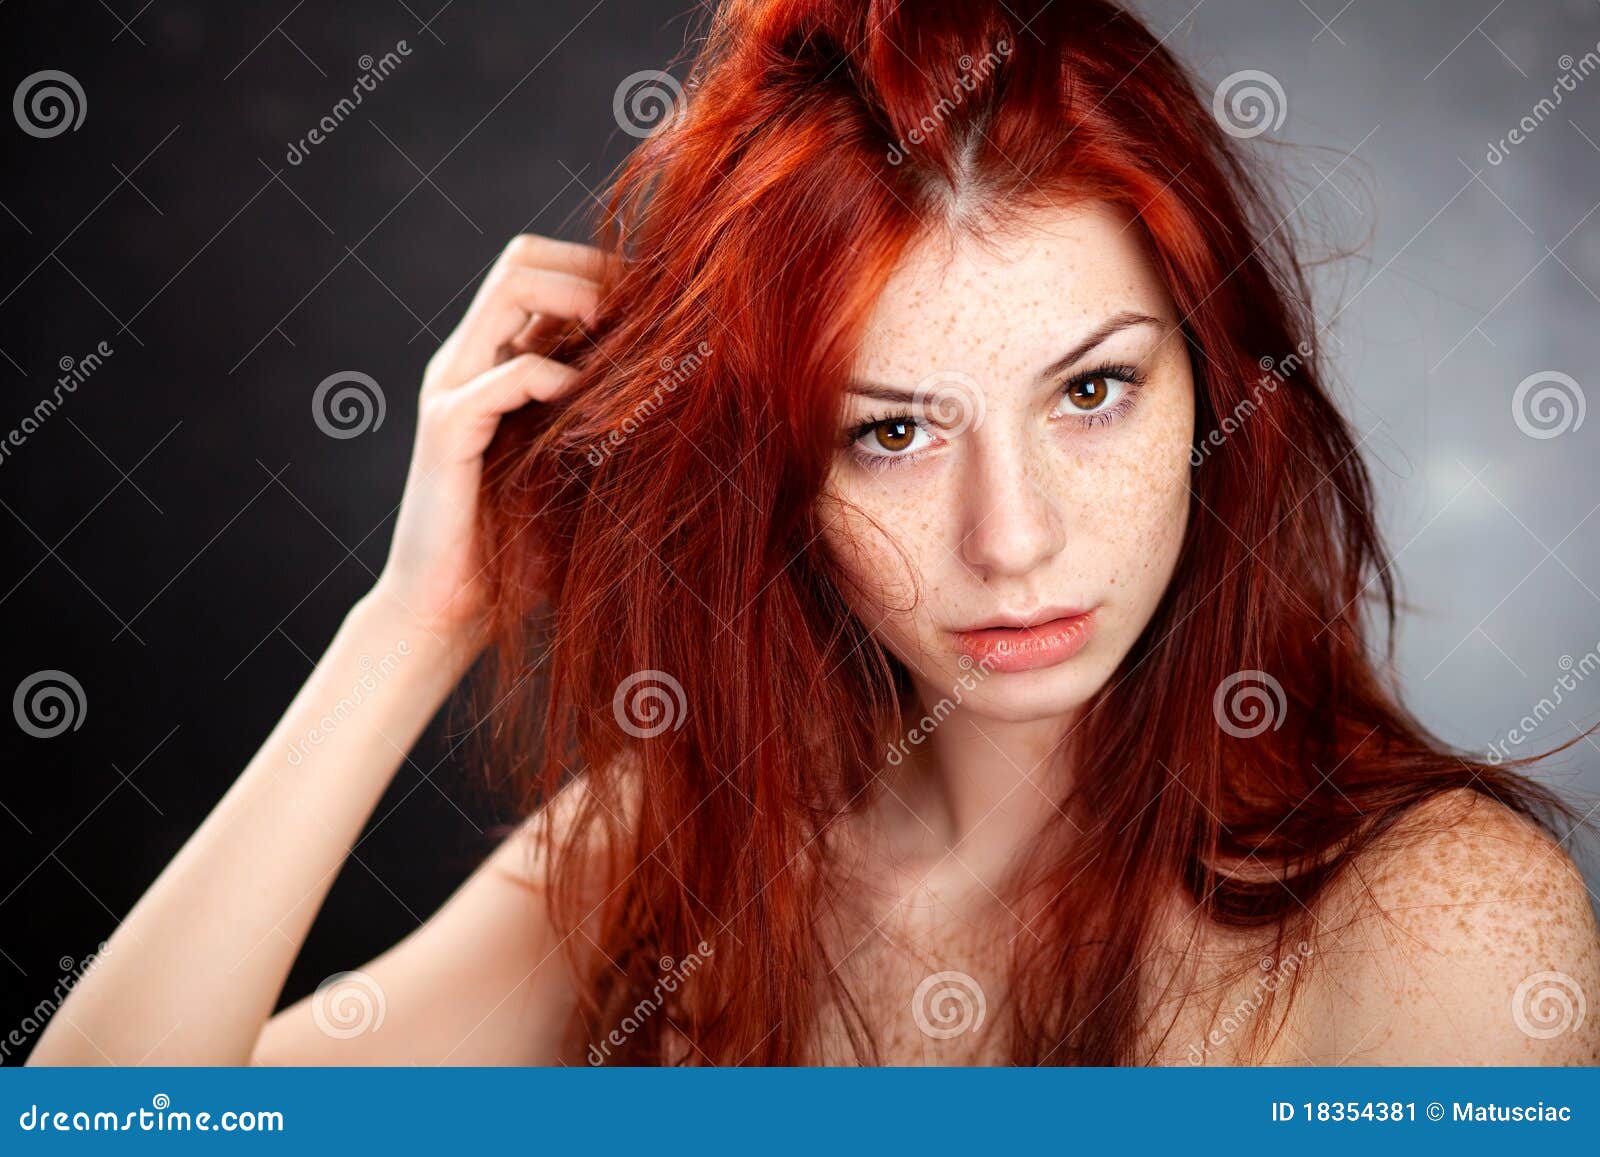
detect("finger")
(452, 353), (582, 418)
(499, 233), (622, 285)
(502, 309), (583, 361)
(442, 267), (604, 384)
(473, 264), (602, 333)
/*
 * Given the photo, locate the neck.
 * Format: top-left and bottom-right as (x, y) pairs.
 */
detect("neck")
(879, 693), (1078, 871)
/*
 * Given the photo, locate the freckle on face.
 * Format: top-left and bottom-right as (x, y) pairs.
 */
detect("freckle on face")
(818, 200), (1196, 722)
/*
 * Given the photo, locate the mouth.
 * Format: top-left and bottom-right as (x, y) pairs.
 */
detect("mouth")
(950, 607), (1097, 674)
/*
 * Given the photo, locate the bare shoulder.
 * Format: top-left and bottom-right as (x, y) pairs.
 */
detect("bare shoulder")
(487, 763), (639, 895)
(1288, 788), (1600, 1064)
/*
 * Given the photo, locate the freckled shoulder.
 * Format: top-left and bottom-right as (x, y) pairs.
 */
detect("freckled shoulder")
(1289, 788), (1600, 1065)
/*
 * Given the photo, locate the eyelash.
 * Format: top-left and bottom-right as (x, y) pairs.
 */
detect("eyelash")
(843, 361), (1148, 472)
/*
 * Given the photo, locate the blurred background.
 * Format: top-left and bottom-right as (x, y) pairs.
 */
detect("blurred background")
(1, 0), (1597, 1061)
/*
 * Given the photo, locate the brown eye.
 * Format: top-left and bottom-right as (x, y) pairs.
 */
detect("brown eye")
(850, 416), (932, 465)
(872, 420), (915, 452)
(1065, 375), (1114, 411)
(1056, 371), (1138, 423)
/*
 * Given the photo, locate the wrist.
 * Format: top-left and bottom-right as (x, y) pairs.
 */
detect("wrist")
(347, 585), (486, 679)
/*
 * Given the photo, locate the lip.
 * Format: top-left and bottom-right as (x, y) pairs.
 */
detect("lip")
(958, 605), (1092, 631)
(951, 608), (1097, 674)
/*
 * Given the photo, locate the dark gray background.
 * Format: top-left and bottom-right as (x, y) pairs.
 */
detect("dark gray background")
(2, 0), (1597, 1062)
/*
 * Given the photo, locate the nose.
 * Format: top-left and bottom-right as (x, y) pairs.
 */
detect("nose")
(956, 429), (1067, 581)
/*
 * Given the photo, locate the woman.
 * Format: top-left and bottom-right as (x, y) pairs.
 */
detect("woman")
(31, 0), (1599, 1066)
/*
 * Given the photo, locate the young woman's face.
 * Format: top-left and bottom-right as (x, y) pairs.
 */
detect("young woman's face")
(819, 200), (1195, 723)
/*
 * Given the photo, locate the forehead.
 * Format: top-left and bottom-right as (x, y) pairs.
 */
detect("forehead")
(851, 200), (1176, 383)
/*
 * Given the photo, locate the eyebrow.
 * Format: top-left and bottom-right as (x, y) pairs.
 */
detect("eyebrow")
(844, 310), (1165, 403)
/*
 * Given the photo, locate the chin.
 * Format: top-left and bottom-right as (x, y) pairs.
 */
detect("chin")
(969, 670), (1105, 723)
(913, 647), (1113, 725)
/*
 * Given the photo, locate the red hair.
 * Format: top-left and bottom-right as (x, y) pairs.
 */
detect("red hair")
(477, 0), (1580, 1063)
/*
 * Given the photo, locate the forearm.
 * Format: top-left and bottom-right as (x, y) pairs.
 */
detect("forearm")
(28, 591), (479, 1065)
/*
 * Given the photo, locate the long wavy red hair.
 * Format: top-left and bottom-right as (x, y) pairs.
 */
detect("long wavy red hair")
(475, 0), (1579, 1064)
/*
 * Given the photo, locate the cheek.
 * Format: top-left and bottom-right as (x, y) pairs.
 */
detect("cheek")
(1075, 389), (1193, 604)
(815, 486), (943, 650)
(817, 491), (910, 604)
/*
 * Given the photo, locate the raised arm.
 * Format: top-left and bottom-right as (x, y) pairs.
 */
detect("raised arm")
(28, 235), (612, 1066)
